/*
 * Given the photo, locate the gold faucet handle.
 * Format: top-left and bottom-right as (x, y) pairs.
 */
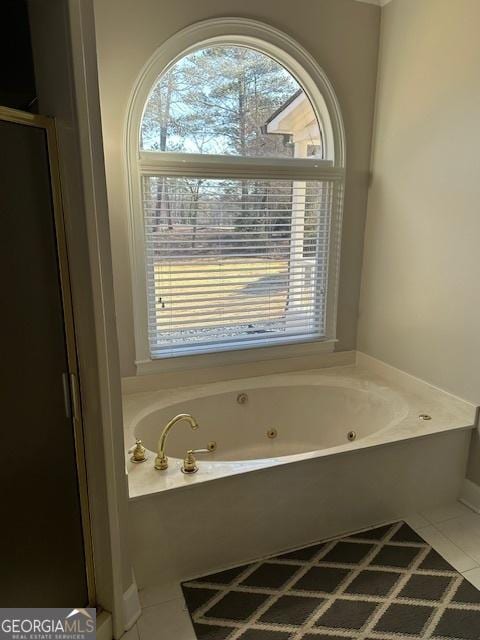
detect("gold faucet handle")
(181, 448), (211, 474)
(129, 439), (147, 463)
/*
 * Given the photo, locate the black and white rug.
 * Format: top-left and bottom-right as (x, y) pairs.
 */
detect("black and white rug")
(182, 521), (480, 640)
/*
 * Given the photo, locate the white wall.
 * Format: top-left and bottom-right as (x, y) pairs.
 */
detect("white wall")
(29, 1), (137, 634)
(93, 0), (381, 377)
(358, 0), (480, 483)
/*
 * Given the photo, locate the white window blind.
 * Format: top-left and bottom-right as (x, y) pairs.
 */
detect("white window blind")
(142, 175), (343, 358)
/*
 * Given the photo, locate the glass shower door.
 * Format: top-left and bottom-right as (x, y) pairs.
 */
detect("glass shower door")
(0, 109), (93, 606)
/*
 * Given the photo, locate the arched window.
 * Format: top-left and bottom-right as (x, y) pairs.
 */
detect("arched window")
(127, 19), (345, 366)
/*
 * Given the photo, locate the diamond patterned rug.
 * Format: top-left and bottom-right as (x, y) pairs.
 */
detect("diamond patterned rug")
(181, 521), (480, 640)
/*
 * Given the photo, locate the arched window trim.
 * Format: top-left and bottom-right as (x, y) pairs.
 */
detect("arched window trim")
(125, 18), (346, 372)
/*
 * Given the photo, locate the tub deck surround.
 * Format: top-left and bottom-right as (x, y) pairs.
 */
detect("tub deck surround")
(130, 430), (472, 589)
(125, 355), (477, 589)
(124, 358), (477, 499)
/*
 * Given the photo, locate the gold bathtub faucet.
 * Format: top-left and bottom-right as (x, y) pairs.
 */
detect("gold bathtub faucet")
(154, 413), (199, 470)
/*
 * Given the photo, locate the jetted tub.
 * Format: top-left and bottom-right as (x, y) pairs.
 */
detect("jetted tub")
(124, 355), (477, 588)
(132, 378), (408, 464)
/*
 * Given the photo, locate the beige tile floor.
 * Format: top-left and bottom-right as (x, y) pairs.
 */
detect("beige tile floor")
(130, 501), (480, 640)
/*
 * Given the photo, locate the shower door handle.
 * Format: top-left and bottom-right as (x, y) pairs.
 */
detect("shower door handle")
(62, 372), (81, 422)
(70, 372), (81, 422)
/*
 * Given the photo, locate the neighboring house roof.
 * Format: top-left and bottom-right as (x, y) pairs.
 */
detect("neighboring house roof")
(263, 90), (321, 149)
(262, 89), (302, 132)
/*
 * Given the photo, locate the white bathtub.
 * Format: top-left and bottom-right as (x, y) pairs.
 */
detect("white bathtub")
(124, 354), (477, 588)
(132, 379), (408, 464)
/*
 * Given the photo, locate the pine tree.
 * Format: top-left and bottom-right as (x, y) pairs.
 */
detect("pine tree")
(141, 45), (300, 246)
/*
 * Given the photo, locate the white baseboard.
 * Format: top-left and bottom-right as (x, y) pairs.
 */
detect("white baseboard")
(97, 583), (140, 640)
(97, 611), (113, 640)
(123, 581), (142, 631)
(459, 478), (480, 514)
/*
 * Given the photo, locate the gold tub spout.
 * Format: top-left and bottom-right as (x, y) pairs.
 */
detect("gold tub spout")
(154, 413), (199, 470)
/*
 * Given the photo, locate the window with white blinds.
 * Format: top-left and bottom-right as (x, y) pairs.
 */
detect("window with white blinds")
(143, 175), (343, 357)
(128, 30), (345, 364)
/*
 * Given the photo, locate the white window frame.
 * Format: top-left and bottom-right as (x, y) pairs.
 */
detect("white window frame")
(125, 18), (346, 374)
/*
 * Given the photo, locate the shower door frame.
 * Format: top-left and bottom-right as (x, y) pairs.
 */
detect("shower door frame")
(0, 105), (96, 605)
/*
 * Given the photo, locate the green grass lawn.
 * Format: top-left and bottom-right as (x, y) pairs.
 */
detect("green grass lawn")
(153, 258), (289, 331)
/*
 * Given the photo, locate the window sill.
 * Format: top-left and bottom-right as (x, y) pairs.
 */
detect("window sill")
(135, 337), (337, 377)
